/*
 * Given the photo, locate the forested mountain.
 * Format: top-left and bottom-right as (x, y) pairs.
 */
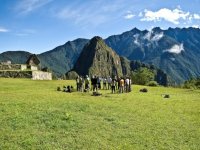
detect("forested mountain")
(0, 51), (32, 64)
(1, 27), (200, 84)
(38, 38), (89, 75)
(67, 36), (169, 86)
(105, 27), (200, 84)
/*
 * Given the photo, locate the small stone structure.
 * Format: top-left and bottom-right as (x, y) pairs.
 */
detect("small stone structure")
(32, 71), (52, 80)
(0, 55), (52, 80)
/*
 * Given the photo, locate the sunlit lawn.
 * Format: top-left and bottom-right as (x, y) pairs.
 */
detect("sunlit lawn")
(0, 78), (199, 149)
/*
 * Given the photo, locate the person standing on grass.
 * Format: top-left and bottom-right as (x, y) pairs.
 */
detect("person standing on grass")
(103, 77), (107, 90)
(79, 76), (84, 92)
(117, 77), (121, 90)
(111, 78), (116, 93)
(97, 76), (101, 89)
(85, 75), (90, 91)
(76, 76), (80, 91)
(93, 75), (98, 92)
(107, 76), (112, 90)
(125, 77), (130, 93)
(129, 77), (132, 92)
(91, 75), (94, 91)
(119, 77), (125, 93)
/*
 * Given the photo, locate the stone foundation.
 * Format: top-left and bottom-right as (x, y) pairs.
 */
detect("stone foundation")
(0, 64), (39, 71)
(0, 71), (32, 78)
(32, 71), (52, 80)
(0, 70), (52, 80)
(0, 64), (23, 70)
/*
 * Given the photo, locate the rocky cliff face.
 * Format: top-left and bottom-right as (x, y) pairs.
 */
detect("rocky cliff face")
(72, 36), (123, 77)
(67, 36), (169, 86)
(105, 27), (200, 84)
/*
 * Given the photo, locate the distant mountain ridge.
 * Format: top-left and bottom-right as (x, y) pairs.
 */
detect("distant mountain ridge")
(38, 38), (89, 75)
(105, 27), (200, 84)
(67, 36), (169, 86)
(0, 51), (32, 64)
(0, 39), (89, 76)
(1, 27), (200, 84)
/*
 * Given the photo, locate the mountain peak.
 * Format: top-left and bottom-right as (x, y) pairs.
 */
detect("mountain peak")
(71, 36), (123, 77)
(152, 27), (162, 32)
(89, 36), (103, 44)
(90, 36), (103, 41)
(131, 27), (140, 33)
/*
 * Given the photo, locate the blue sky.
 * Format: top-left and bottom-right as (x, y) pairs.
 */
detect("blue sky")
(0, 0), (200, 54)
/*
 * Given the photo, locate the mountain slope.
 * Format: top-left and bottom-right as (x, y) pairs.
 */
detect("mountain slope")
(0, 51), (32, 64)
(0, 39), (89, 76)
(105, 27), (200, 84)
(1, 27), (200, 84)
(71, 36), (123, 77)
(38, 38), (89, 75)
(67, 36), (169, 86)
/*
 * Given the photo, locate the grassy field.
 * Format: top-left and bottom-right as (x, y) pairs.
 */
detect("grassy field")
(0, 78), (199, 150)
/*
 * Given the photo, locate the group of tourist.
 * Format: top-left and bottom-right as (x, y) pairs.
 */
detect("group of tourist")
(76, 75), (132, 94)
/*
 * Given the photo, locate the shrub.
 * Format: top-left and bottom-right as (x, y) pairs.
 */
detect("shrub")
(131, 68), (154, 85)
(140, 88), (148, 92)
(65, 71), (79, 80)
(147, 81), (158, 87)
(183, 77), (200, 89)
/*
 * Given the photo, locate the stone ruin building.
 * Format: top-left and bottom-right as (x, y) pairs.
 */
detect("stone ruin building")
(0, 54), (52, 80)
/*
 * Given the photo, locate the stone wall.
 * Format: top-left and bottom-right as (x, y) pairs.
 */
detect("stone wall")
(0, 70), (52, 80)
(0, 64), (38, 71)
(32, 71), (52, 80)
(0, 64), (22, 70)
(21, 65), (27, 70)
(0, 71), (32, 78)
(30, 65), (38, 71)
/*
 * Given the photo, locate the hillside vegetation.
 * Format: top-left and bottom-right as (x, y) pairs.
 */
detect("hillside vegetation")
(1, 27), (200, 83)
(0, 78), (199, 149)
(67, 37), (168, 86)
(183, 77), (200, 89)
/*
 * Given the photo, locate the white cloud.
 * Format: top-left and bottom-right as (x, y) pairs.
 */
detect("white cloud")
(151, 32), (164, 41)
(143, 30), (164, 41)
(15, 29), (36, 36)
(193, 14), (200, 19)
(163, 43), (184, 54)
(144, 31), (152, 40)
(55, 1), (128, 28)
(0, 27), (9, 32)
(192, 25), (200, 28)
(54, 0), (141, 28)
(140, 7), (190, 24)
(124, 11), (135, 19)
(133, 34), (140, 45)
(138, 12), (143, 17)
(57, 7), (107, 27)
(16, 0), (54, 14)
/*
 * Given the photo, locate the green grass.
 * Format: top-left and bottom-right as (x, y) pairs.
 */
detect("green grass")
(0, 78), (199, 150)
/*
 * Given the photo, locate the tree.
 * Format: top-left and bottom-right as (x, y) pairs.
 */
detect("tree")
(183, 77), (200, 89)
(131, 67), (155, 85)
